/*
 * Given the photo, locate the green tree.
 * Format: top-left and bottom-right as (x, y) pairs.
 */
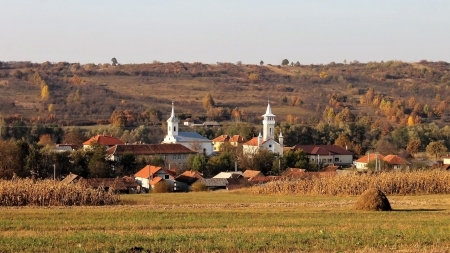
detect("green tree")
(260, 60), (264, 65)
(426, 141), (448, 159)
(88, 142), (110, 178)
(281, 59), (289, 66)
(111, 57), (118, 66)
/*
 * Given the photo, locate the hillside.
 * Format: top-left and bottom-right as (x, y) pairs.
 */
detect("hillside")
(1, 60), (449, 128)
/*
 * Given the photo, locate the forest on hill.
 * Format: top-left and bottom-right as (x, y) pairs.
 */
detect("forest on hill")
(0, 59), (450, 159)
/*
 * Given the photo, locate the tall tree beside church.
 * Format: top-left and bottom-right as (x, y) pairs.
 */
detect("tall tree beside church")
(202, 93), (215, 110)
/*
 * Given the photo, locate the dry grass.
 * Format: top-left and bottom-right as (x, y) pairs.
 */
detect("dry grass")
(249, 170), (450, 196)
(0, 178), (119, 206)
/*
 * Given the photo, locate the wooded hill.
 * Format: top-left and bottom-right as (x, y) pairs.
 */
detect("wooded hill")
(1, 59), (449, 129)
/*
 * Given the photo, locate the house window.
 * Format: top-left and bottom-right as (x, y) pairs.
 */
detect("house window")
(173, 155), (176, 159)
(311, 158), (314, 162)
(335, 157), (339, 162)
(178, 155), (181, 159)
(164, 155), (167, 160)
(328, 159), (332, 163)
(164, 175), (169, 179)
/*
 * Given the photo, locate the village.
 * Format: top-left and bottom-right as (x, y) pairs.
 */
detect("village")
(56, 101), (441, 194)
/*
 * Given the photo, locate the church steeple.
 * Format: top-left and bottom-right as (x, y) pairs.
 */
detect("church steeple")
(165, 101), (178, 141)
(262, 100), (275, 141)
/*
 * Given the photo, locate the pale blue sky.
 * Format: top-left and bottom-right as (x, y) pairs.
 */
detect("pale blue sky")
(1, 1), (449, 65)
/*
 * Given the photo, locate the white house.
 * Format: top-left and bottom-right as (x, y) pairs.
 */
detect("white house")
(162, 102), (214, 156)
(243, 102), (283, 157)
(134, 165), (177, 192)
(287, 145), (354, 167)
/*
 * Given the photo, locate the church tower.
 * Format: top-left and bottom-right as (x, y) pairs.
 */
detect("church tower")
(164, 101), (178, 142)
(262, 102), (275, 141)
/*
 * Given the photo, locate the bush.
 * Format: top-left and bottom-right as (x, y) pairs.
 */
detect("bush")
(354, 188), (392, 211)
(190, 181), (208, 192)
(152, 181), (171, 193)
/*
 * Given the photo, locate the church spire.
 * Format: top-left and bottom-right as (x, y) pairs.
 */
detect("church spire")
(262, 100), (275, 141)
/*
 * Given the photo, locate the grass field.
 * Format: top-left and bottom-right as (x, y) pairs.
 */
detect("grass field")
(1, 192), (450, 252)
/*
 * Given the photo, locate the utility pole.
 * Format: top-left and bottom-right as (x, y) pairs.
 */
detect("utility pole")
(53, 164), (56, 180)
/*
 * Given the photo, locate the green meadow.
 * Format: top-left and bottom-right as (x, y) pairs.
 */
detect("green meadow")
(1, 192), (450, 252)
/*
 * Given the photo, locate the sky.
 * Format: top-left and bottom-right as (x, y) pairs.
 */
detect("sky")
(1, 0), (449, 65)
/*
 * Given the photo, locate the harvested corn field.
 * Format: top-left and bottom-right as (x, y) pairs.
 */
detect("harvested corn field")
(0, 178), (119, 206)
(249, 170), (450, 196)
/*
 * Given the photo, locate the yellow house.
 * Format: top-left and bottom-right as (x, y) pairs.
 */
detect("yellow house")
(212, 134), (246, 152)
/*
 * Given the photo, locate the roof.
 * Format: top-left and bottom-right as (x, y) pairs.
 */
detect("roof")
(248, 176), (283, 183)
(321, 165), (342, 172)
(201, 178), (228, 187)
(83, 135), (125, 146)
(203, 121), (220, 126)
(383, 155), (411, 165)
(355, 154), (385, 163)
(180, 170), (204, 179)
(442, 154), (450, 159)
(175, 132), (211, 143)
(242, 170), (262, 178)
(134, 165), (177, 179)
(229, 135), (246, 143)
(243, 137), (269, 146)
(61, 173), (82, 184)
(106, 144), (196, 155)
(282, 168), (307, 177)
(79, 178), (138, 191)
(213, 171), (243, 179)
(167, 102), (179, 123)
(262, 102), (275, 117)
(212, 135), (230, 142)
(175, 175), (200, 185)
(150, 176), (163, 186)
(290, 145), (354, 156)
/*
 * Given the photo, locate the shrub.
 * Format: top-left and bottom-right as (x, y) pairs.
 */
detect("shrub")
(152, 181), (171, 193)
(354, 188), (392, 211)
(190, 182), (208, 192)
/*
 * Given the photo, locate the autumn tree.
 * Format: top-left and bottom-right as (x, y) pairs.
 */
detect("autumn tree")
(426, 141), (448, 159)
(63, 128), (87, 145)
(248, 73), (259, 82)
(41, 85), (50, 100)
(334, 133), (352, 149)
(406, 139), (420, 154)
(335, 107), (355, 123)
(202, 93), (215, 110)
(110, 110), (127, 127)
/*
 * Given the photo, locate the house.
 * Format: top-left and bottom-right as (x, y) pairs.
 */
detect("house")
(134, 165), (177, 192)
(77, 177), (139, 194)
(174, 170), (204, 192)
(212, 134), (246, 152)
(286, 145), (354, 167)
(242, 170), (263, 180)
(355, 154), (384, 170)
(83, 134), (125, 149)
(442, 154), (450, 165)
(282, 168), (307, 179)
(162, 102), (214, 155)
(203, 121), (221, 128)
(200, 177), (248, 191)
(106, 143), (196, 167)
(383, 155), (411, 169)
(213, 171), (243, 179)
(54, 144), (81, 153)
(61, 172), (83, 184)
(356, 154), (410, 170)
(242, 102), (283, 157)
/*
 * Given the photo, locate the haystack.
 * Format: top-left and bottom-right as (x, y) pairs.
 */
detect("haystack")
(354, 188), (392, 211)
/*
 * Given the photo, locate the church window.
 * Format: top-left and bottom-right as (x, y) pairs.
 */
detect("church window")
(270, 128), (272, 135)
(174, 126), (176, 132)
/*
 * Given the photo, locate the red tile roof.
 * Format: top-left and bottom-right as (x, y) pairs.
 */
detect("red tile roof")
(244, 137), (269, 146)
(83, 135), (125, 146)
(290, 145), (353, 155)
(106, 144), (196, 155)
(356, 154), (385, 163)
(242, 170), (263, 178)
(383, 155), (411, 165)
(180, 170), (204, 179)
(212, 135), (230, 142)
(135, 165), (177, 179)
(150, 176), (163, 186)
(230, 135), (246, 143)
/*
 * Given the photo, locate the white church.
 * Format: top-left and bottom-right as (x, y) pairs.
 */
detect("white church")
(243, 102), (284, 157)
(162, 102), (214, 156)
